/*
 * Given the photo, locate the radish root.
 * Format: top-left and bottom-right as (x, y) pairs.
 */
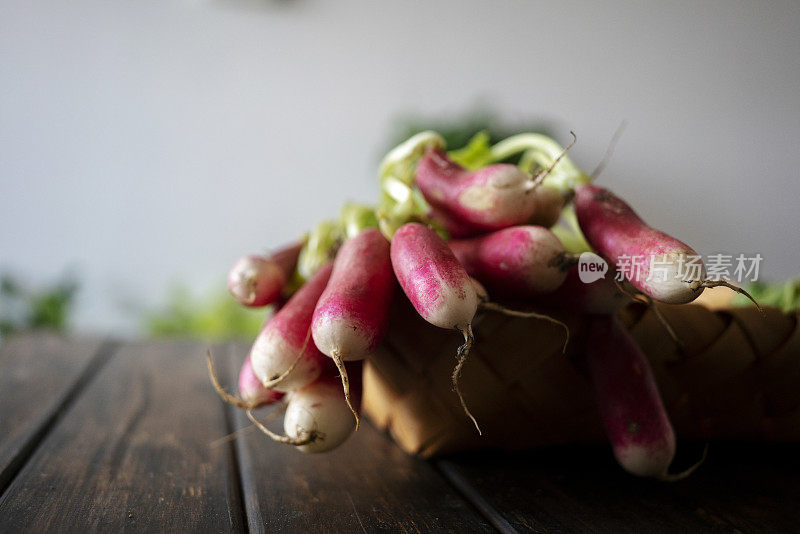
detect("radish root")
(528, 131), (578, 191)
(658, 443), (710, 482)
(590, 120), (628, 179)
(209, 403), (287, 448)
(247, 409), (320, 446)
(551, 252), (581, 272)
(454, 325), (481, 435)
(331, 349), (360, 430)
(206, 350), (258, 410)
(261, 325), (313, 388)
(614, 280), (685, 352)
(480, 302), (570, 353)
(701, 280), (764, 314)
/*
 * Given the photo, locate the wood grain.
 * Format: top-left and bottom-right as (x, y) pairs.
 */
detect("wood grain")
(0, 339), (245, 532)
(4, 335), (796, 533)
(0, 333), (112, 491)
(224, 342), (493, 534)
(438, 442), (800, 533)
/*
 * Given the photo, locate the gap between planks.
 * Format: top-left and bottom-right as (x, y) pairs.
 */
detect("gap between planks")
(0, 338), (120, 495)
(221, 342), (251, 534)
(435, 459), (519, 534)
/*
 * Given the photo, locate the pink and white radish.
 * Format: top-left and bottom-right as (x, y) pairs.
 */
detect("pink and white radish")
(586, 314), (704, 479)
(227, 242), (303, 307)
(238, 355), (284, 407)
(414, 133), (575, 232)
(206, 351), (284, 410)
(416, 148), (540, 231)
(448, 226), (575, 300)
(574, 184), (759, 307)
(312, 228), (394, 426)
(586, 315), (674, 477)
(390, 222), (482, 431)
(249, 362), (362, 453)
(446, 225), (573, 348)
(250, 263), (333, 393)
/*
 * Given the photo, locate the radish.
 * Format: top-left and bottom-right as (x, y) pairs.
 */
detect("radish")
(415, 148), (538, 231)
(574, 184), (760, 307)
(586, 315), (704, 479)
(227, 242), (303, 307)
(527, 185), (564, 228)
(238, 355), (284, 407)
(312, 228), (394, 427)
(448, 226), (576, 299)
(414, 135), (574, 232)
(250, 263), (333, 393)
(206, 351), (285, 410)
(444, 224), (574, 348)
(249, 362), (362, 453)
(390, 222), (481, 431)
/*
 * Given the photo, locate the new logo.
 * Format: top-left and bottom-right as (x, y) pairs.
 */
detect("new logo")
(578, 252), (608, 283)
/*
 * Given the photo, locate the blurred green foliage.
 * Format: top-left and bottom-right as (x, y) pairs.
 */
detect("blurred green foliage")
(734, 278), (800, 313)
(0, 273), (79, 338)
(143, 286), (270, 340)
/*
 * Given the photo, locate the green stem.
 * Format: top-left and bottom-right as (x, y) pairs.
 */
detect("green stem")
(296, 220), (342, 281)
(490, 133), (590, 194)
(551, 205), (593, 254)
(340, 202), (378, 239)
(377, 131), (446, 239)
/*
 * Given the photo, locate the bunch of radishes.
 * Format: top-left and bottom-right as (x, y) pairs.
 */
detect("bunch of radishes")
(211, 129), (757, 478)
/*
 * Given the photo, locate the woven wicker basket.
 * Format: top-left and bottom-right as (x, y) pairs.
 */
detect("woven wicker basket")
(363, 292), (800, 458)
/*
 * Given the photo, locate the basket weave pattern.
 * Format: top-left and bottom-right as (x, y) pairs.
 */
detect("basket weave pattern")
(363, 296), (800, 458)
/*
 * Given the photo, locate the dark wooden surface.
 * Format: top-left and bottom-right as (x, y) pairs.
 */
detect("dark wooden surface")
(0, 335), (797, 533)
(0, 334), (113, 490)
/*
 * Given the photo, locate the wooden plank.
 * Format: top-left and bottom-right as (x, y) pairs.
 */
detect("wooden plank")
(0, 333), (111, 491)
(0, 340), (246, 532)
(226, 342), (494, 534)
(437, 442), (800, 533)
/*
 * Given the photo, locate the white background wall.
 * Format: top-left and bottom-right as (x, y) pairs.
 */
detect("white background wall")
(1, 0), (799, 334)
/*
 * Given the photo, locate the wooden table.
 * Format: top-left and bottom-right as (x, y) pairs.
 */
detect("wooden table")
(1, 334), (797, 532)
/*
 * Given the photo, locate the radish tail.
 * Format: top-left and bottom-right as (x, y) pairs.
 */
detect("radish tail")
(480, 302), (570, 353)
(590, 120), (628, 179)
(658, 443), (710, 482)
(206, 350), (256, 410)
(209, 403), (287, 448)
(614, 280), (685, 352)
(649, 303), (684, 353)
(453, 325), (481, 435)
(701, 280), (763, 314)
(247, 409), (320, 446)
(331, 350), (360, 430)
(552, 252), (581, 271)
(528, 131), (578, 191)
